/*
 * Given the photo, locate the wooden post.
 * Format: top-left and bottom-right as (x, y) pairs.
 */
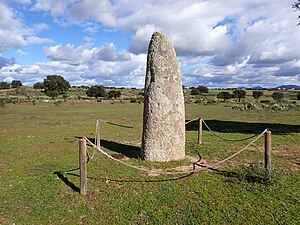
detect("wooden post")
(79, 138), (87, 195)
(264, 130), (271, 170)
(198, 117), (203, 144)
(96, 119), (100, 147)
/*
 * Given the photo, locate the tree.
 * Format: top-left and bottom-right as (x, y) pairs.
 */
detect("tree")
(252, 91), (264, 101)
(191, 88), (200, 95)
(232, 89), (246, 102)
(33, 82), (45, 89)
(108, 90), (121, 99)
(217, 91), (231, 102)
(86, 85), (107, 98)
(191, 86), (208, 95)
(11, 80), (22, 88)
(0, 82), (10, 90)
(292, 0), (300, 25)
(43, 75), (70, 95)
(197, 86), (209, 93)
(271, 91), (284, 101)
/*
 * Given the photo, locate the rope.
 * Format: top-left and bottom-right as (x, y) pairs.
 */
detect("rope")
(98, 119), (134, 129)
(83, 137), (150, 172)
(82, 128), (267, 175)
(202, 119), (260, 142)
(86, 121), (98, 160)
(185, 117), (200, 125)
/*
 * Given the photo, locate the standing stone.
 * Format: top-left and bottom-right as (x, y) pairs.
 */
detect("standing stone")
(141, 32), (185, 162)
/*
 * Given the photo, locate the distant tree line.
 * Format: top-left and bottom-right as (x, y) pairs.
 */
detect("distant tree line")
(216, 89), (286, 102)
(190, 86), (209, 95)
(3, 76), (295, 102)
(31, 75), (124, 100)
(0, 80), (22, 89)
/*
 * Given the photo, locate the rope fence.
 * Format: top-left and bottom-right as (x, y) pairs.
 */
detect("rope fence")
(83, 129), (268, 175)
(202, 119), (261, 142)
(78, 117), (272, 195)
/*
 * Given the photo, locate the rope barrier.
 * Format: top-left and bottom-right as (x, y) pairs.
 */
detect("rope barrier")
(82, 128), (267, 175)
(202, 119), (260, 142)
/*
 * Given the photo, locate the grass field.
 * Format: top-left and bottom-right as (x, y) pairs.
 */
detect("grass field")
(0, 101), (299, 224)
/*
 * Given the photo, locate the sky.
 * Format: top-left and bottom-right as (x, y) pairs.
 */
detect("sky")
(0, 0), (300, 88)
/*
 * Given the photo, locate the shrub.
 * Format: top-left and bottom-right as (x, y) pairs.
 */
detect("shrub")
(54, 100), (62, 106)
(204, 99), (216, 105)
(47, 91), (59, 99)
(260, 100), (270, 104)
(191, 89), (201, 95)
(297, 93), (300, 100)
(236, 163), (283, 186)
(194, 99), (203, 104)
(252, 91), (264, 100)
(86, 85), (107, 98)
(197, 86), (209, 93)
(11, 80), (22, 88)
(33, 82), (45, 89)
(271, 91), (284, 101)
(108, 90), (121, 99)
(190, 86), (209, 95)
(0, 82), (10, 90)
(217, 91), (231, 102)
(0, 99), (5, 108)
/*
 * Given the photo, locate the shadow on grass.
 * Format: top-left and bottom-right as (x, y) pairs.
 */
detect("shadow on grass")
(61, 171), (194, 183)
(101, 139), (141, 158)
(186, 119), (300, 134)
(75, 137), (141, 159)
(53, 171), (80, 193)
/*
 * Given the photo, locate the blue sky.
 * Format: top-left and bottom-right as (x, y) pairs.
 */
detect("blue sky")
(0, 0), (300, 88)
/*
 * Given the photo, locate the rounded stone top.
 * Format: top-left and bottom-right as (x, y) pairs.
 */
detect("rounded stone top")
(151, 31), (168, 40)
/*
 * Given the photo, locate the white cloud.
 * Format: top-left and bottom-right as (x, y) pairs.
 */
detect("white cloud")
(44, 43), (92, 64)
(0, 1), (53, 52)
(70, 0), (116, 26)
(31, 0), (72, 17)
(20, 65), (41, 74)
(32, 23), (49, 32)
(0, 56), (16, 68)
(16, 49), (28, 56)
(3, 76), (14, 83)
(44, 42), (132, 64)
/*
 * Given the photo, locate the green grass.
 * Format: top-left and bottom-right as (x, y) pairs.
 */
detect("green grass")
(0, 101), (299, 224)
